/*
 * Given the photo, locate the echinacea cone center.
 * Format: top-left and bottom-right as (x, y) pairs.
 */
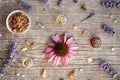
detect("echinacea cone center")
(54, 43), (68, 56)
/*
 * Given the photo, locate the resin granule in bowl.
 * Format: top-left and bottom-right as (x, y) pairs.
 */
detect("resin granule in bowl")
(6, 10), (31, 34)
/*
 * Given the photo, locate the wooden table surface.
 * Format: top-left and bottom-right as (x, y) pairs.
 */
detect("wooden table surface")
(0, 0), (120, 80)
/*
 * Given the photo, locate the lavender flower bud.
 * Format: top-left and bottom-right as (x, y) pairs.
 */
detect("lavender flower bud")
(99, 60), (119, 78)
(42, 0), (48, 3)
(101, 24), (115, 36)
(0, 70), (5, 76)
(17, 0), (32, 11)
(0, 34), (2, 38)
(57, 0), (63, 6)
(3, 61), (10, 68)
(73, 0), (78, 3)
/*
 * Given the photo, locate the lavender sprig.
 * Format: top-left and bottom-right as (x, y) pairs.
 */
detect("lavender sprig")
(99, 60), (120, 80)
(100, 0), (120, 8)
(17, 0), (32, 11)
(80, 12), (95, 23)
(101, 24), (115, 36)
(57, 0), (63, 6)
(0, 42), (18, 76)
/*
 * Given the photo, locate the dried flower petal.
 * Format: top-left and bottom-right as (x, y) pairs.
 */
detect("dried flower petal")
(72, 25), (77, 30)
(30, 42), (36, 49)
(86, 57), (93, 63)
(25, 40), (30, 46)
(41, 69), (47, 78)
(69, 70), (76, 79)
(21, 47), (28, 52)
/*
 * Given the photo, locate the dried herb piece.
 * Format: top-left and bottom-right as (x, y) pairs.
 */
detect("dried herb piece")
(80, 12), (95, 23)
(17, 0), (32, 11)
(57, 0), (63, 6)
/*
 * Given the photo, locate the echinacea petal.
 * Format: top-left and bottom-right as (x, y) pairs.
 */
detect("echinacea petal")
(51, 35), (59, 42)
(67, 54), (75, 61)
(46, 52), (54, 59)
(66, 37), (75, 45)
(70, 46), (79, 50)
(44, 47), (53, 53)
(48, 54), (56, 62)
(47, 43), (55, 47)
(64, 34), (67, 43)
(62, 57), (68, 66)
(69, 44), (78, 47)
(55, 34), (61, 42)
(51, 34), (61, 43)
(53, 56), (61, 66)
(69, 50), (78, 55)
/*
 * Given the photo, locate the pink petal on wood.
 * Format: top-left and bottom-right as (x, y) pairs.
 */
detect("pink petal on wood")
(69, 44), (78, 47)
(51, 35), (59, 42)
(64, 34), (67, 43)
(70, 46), (79, 50)
(67, 54), (75, 61)
(62, 57), (68, 66)
(55, 34), (61, 42)
(48, 54), (56, 62)
(53, 56), (61, 66)
(48, 43), (55, 47)
(69, 50), (78, 55)
(66, 37), (75, 45)
(46, 52), (54, 59)
(44, 47), (53, 53)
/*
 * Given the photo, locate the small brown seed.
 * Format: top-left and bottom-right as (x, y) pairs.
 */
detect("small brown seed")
(81, 5), (87, 11)
(69, 70), (76, 79)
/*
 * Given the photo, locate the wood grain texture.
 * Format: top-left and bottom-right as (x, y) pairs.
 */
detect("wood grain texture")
(0, 0), (120, 80)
